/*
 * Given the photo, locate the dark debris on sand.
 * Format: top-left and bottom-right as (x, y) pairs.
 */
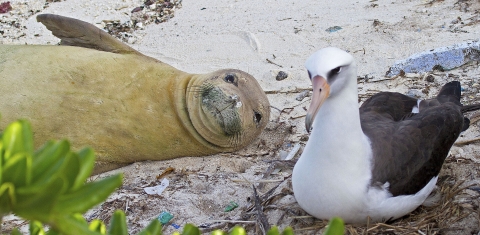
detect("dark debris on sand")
(103, 0), (182, 43)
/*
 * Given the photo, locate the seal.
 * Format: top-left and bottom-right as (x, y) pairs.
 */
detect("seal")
(0, 14), (270, 173)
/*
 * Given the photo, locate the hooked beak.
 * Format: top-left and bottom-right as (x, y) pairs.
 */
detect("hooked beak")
(305, 75), (330, 132)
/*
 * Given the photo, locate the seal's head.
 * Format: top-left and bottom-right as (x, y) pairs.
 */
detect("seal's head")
(187, 69), (270, 150)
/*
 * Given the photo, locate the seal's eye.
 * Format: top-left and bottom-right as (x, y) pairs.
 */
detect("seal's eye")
(224, 74), (238, 86)
(254, 111), (262, 125)
(224, 74), (235, 83)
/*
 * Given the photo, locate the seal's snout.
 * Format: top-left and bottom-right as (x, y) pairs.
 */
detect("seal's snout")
(230, 94), (242, 108)
(200, 84), (242, 136)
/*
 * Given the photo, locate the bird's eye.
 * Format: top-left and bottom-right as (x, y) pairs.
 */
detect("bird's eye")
(331, 67), (342, 74)
(326, 66), (344, 83)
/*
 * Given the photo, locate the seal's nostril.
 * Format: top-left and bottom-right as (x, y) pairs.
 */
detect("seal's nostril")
(254, 111), (262, 124)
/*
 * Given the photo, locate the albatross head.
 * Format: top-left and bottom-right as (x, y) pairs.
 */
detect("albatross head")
(304, 47), (356, 132)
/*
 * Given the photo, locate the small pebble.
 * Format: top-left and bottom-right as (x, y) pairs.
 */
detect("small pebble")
(0, 2), (12, 14)
(295, 90), (310, 101)
(277, 195), (297, 206)
(425, 74), (435, 82)
(276, 71), (288, 81)
(145, 0), (155, 5)
(325, 26), (342, 33)
(131, 6), (143, 13)
(127, 36), (136, 44)
(406, 89), (424, 98)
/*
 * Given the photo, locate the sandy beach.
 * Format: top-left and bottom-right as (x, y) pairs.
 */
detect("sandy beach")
(2, 0), (480, 234)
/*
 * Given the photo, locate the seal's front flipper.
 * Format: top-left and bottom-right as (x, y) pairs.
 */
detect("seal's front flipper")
(37, 14), (141, 55)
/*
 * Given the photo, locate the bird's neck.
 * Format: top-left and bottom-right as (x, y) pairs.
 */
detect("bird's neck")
(304, 82), (372, 177)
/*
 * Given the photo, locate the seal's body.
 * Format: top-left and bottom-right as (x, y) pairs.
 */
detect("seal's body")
(0, 14), (270, 173)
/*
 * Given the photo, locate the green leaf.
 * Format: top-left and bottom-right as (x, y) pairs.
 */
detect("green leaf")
(281, 227), (294, 235)
(29, 220), (45, 235)
(51, 214), (100, 235)
(229, 226), (246, 235)
(58, 152), (81, 193)
(108, 210), (128, 235)
(10, 228), (23, 235)
(267, 226), (279, 235)
(55, 174), (122, 214)
(210, 230), (226, 235)
(323, 217), (344, 235)
(72, 213), (88, 225)
(3, 153), (32, 187)
(0, 182), (15, 215)
(14, 177), (64, 222)
(181, 224), (200, 235)
(89, 219), (107, 234)
(32, 140), (70, 181)
(137, 218), (162, 235)
(45, 230), (60, 235)
(72, 147), (95, 191)
(0, 140), (3, 184)
(31, 161), (65, 191)
(2, 120), (33, 161)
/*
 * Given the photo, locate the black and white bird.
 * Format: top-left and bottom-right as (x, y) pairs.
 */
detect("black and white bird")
(292, 47), (480, 223)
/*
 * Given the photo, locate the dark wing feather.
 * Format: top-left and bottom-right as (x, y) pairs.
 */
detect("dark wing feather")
(360, 84), (464, 196)
(36, 14), (141, 55)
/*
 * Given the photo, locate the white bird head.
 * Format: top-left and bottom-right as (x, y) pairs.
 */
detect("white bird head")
(304, 47), (357, 132)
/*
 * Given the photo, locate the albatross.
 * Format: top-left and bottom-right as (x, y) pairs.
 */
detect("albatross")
(292, 47), (480, 223)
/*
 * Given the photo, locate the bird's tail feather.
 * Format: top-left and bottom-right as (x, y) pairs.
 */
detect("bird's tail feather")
(437, 81), (461, 101)
(461, 104), (480, 113)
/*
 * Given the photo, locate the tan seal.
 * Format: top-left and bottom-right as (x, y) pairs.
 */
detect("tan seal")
(0, 14), (270, 173)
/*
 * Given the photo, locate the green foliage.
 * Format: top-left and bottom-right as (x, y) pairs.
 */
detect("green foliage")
(173, 224), (293, 235)
(0, 119), (345, 235)
(0, 120), (123, 235)
(323, 217), (345, 235)
(228, 226), (245, 235)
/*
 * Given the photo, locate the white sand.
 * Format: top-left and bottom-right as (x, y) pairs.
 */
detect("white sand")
(2, 0), (480, 234)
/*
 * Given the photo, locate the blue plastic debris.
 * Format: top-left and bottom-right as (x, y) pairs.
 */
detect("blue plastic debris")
(157, 211), (173, 225)
(325, 26), (342, 33)
(386, 40), (480, 77)
(171, 223), (180, 229)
